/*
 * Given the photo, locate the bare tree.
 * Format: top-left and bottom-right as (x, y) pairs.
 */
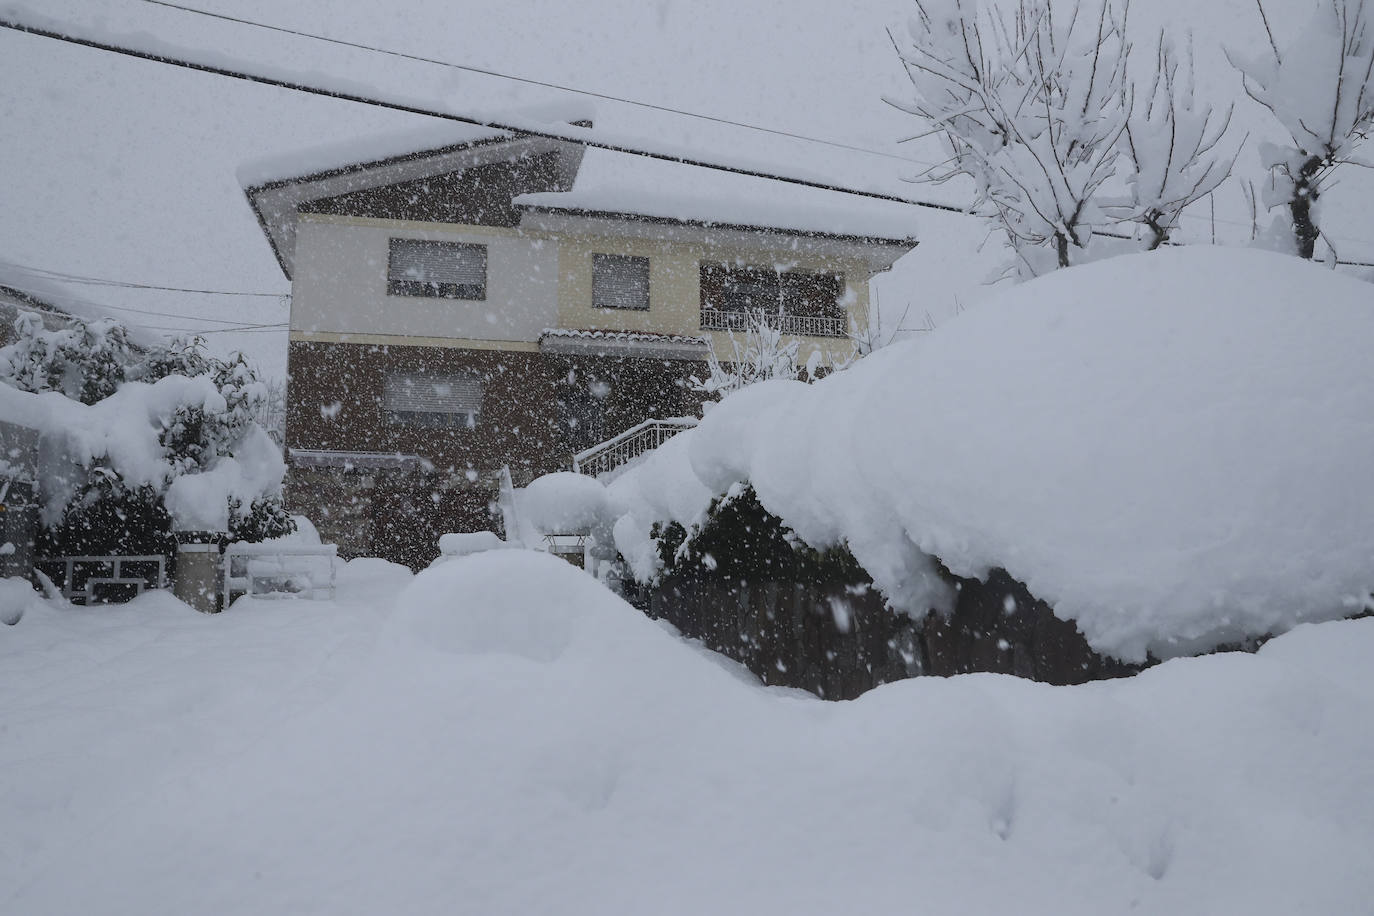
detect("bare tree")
(1230, 0), (1374, 259)
(1115, 34), (1240, 249)
(889, 0), (1133, 274)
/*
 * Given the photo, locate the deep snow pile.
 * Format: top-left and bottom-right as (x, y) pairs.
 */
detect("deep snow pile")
(2, 550), (1372, 914)
(608, 247), (1374, 661)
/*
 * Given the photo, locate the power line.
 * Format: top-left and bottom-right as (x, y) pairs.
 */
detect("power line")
(0, 277), (283, 326)
(0, 13), (962, 219)
(143, 322), (288, 333)
(141, 0), (936, 170)
(7, 261), (287, 297)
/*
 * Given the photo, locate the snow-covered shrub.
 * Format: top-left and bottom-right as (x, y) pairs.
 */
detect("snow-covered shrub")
(654, 484), (867, 590)
(0, 313), (132, 405)
(690, 313), (809, 398)
(606, 247), (1374, 663)
(1230, 0), (1374, 259)
(0, 317), (293, 558)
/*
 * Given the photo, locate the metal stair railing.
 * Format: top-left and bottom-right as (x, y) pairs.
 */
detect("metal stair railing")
(572, 417), (698, 477)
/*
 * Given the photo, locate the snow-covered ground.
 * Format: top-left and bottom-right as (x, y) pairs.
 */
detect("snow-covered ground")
(3, 550), (1372, 915)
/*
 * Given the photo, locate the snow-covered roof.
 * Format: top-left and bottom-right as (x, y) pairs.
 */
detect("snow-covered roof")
(517, 150), (921, 246)
(244, 124), (922, 279)
(244, 131), (583, 279)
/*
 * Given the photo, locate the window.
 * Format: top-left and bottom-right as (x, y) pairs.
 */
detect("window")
(699, 262), (847, 337)
(383, 373), (484, 428)
(592, 253), (650, 310)
(388, 238), (486, 299)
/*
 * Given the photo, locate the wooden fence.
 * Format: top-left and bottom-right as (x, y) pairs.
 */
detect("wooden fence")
(645, 568), (1138, 699)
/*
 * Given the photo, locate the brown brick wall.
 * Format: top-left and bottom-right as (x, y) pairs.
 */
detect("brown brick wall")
(284, 340), (707, 567)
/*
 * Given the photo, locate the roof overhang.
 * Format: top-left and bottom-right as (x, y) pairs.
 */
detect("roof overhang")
(517, 206), (916, 273)
(538, 328), (710, 361)
(245, 133), (586, 280)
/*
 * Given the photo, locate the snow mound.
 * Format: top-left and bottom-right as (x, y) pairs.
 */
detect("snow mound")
(613, 247), (1374, 661)
(518, 471), (609, 534)
(0, 577), (43, 626)
(393, 549), (647, 663)
(436, 530), (508, 557)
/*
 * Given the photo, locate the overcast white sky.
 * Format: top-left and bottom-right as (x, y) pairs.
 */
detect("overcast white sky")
(1, 0), (1369, 378)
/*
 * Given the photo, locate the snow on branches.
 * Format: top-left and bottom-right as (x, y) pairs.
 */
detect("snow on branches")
(1115, 35), (1239, 250)
(891, 0), (1243, 272)
(890, 0), (1133, 275)
(0, 316), (292, 551)
(691, 315), (812, 398)
(1230, 0), (1374, 259)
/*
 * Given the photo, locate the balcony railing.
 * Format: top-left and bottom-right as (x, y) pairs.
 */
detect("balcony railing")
(700, 308), (848, 338)
(572, 417), (699, 478)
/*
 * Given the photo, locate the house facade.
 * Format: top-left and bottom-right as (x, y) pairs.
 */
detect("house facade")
(245, 126), (916, 568)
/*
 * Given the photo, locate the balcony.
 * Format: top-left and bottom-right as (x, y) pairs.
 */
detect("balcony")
(700, 308), (848, 338)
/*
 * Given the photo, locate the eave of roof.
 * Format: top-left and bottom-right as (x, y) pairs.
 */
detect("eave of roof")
(516, 202), (918, 249)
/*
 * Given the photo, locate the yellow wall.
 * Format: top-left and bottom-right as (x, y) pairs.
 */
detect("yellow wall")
(293, 213), (874, 366)
(555, 232), (870, 367)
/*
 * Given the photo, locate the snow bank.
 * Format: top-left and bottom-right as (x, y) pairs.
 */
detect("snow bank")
(611, 247), (1374, 660)
(3, 550), (1372, 914)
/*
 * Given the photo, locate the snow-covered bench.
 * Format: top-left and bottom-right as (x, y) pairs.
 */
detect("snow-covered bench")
(222, 542), (337, 605)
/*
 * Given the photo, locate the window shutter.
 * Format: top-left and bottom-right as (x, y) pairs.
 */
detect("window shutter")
(593, 254), (650, 310)
(383, 374), (484, 415)
(388, 239), (486, 298)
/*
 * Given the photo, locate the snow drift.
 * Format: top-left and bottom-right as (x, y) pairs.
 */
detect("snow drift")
(608, 247), (1374, 661)
(3, 551), (1373, 914)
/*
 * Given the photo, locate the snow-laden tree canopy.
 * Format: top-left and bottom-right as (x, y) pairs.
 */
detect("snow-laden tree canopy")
(1231, 0), (1374, 258)
(0, 315), (290, 542)
(890, 0), (1133, 273)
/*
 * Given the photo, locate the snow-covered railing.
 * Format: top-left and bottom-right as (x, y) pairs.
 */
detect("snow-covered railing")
(572, 417), (698, 478)
(36, 555), (167, 605)
(701, 308), (847, 338)
(222, 542), (337, 606)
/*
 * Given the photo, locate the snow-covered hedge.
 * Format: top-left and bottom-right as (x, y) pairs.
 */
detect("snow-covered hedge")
(605, 247), (1374, 661)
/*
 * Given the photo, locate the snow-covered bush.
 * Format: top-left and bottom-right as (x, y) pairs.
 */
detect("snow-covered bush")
(608, 247), (1374, 662)
(0, 317), (293, 558)
(691, 312), (810, 398)
(1230, 0), (1374, 259)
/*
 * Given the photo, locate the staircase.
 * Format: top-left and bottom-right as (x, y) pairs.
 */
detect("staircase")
(572, 417), (698, 478)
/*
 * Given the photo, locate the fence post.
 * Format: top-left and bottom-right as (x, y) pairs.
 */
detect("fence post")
(173, 529), (226, 613)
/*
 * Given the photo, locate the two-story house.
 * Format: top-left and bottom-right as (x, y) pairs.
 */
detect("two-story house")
(243, 122), (917, 568)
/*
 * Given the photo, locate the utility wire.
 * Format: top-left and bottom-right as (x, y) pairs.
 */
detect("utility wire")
(3, 13), (1369, 264)
(136, 1), (1374, 255)
(0, 277), (283, 326)
(7, 260), (286, 297)
(0, 14), (964, 218)
(141, 0), (936, 170)
(1, 279), (290, 333)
